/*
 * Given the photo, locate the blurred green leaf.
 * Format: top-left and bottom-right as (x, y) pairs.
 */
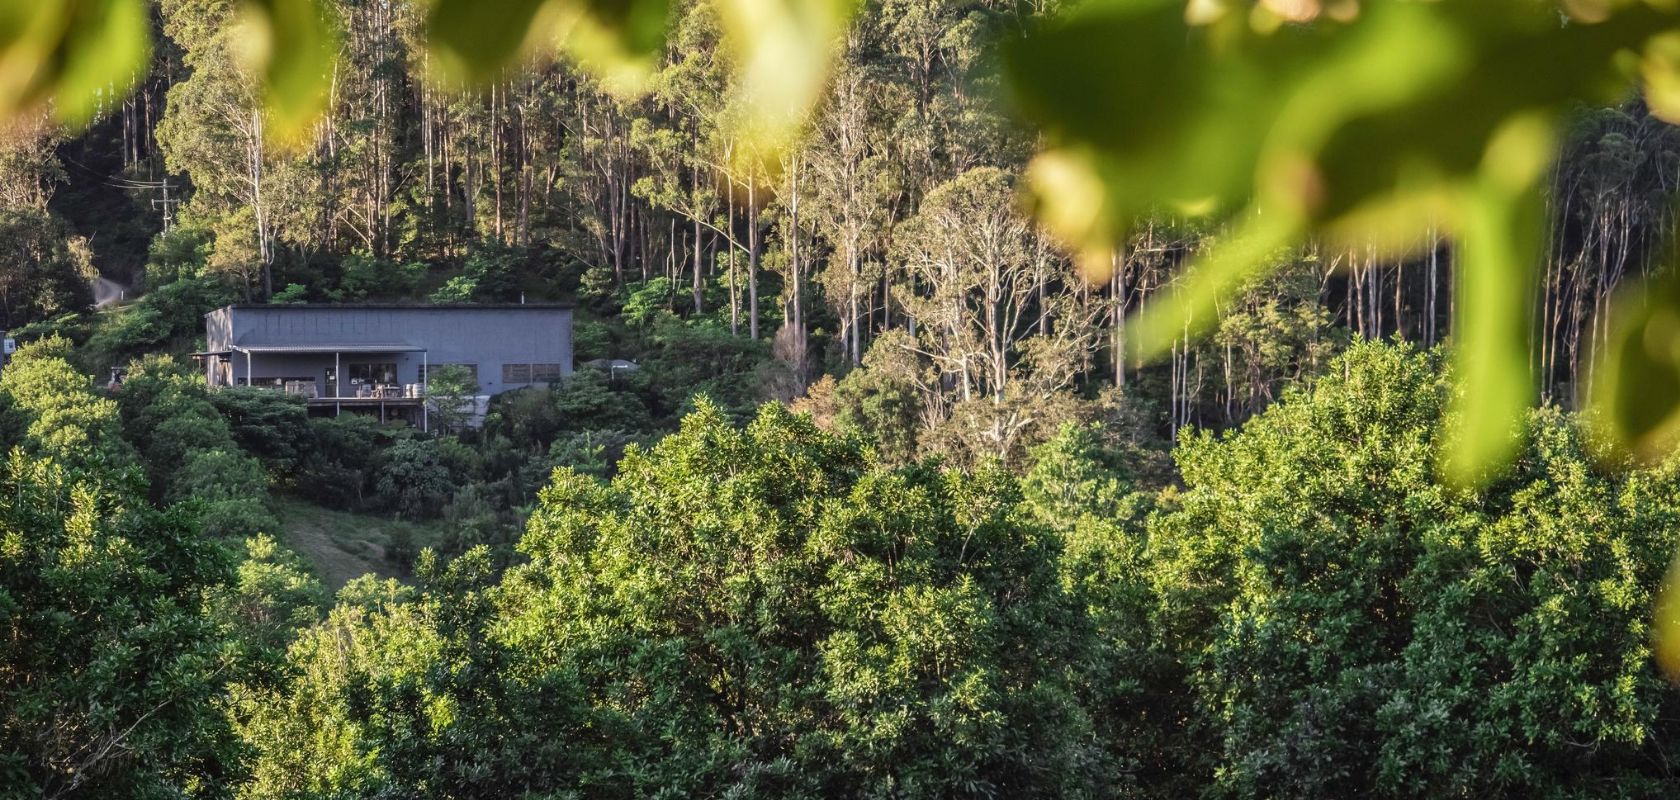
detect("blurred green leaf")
(426, 0), (671, 91)
(55, 0), (150, 125)
(716, 0), (857, 169)
(0, 0), (150, 127)
(233, 0), (340, 146)
(426, 0), (552, 82)
(1441, 129), (1548, 486)
(1008, 0), (1680, 485)
(1657, 556), (1680, 681)
(1591, 271), (1680, 462)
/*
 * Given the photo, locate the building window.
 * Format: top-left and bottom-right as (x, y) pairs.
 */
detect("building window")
(420, 363), (477, 383)
(501, 363), (562, 385)
(349, 362), (397, 385)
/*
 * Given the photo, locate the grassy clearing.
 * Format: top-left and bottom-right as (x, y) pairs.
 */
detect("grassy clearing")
(272, 497), (448, 591)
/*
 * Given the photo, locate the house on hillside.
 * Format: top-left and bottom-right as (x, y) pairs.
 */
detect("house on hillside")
(198, 303), (573, 429)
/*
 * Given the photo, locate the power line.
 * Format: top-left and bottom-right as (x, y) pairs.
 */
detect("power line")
(59, 153), (180, 232)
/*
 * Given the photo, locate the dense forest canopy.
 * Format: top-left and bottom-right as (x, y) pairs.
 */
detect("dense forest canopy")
(8, 0), (1680, 797)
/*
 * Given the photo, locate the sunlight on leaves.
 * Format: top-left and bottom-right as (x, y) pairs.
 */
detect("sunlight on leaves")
(1442, 127), (1548, 486)
(1006, 0), (1680, 486)
(231, 0), (340, 146)
(1589, 273), (1680, 462)
(1657, 555), (1680, 681)
(425, 0), (670, 93)
(716, 0), (856, 171)
(0, 0), (150, 128)
(1642, 30), (1680, 124)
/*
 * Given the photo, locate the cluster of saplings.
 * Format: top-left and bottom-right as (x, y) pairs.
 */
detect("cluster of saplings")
(4, 339), (1679, 798)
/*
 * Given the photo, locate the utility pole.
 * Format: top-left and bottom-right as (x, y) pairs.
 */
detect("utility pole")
(150, 180), (179, 233)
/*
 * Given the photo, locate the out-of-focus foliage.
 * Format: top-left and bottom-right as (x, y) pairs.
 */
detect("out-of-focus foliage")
(11, 0), (854, 158)
(1006, 0), (1680, 485)
(0, 0), (151, 126)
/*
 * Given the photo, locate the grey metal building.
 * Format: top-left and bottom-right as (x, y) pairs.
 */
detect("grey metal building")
(200, 303), (573, 427)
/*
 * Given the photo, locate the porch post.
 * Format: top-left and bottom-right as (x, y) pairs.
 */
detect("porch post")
(245, 349), (252, 386)
(335, 351), (341, 415)
(421, 349), (429, 433)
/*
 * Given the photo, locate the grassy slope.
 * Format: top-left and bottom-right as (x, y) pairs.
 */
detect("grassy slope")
(273, 497), (447, 591)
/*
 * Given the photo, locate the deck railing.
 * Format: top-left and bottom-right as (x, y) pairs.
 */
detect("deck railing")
(257, 382), (424, 401)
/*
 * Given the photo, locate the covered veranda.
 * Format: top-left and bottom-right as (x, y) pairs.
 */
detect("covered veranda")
(223, 342), (432, 431)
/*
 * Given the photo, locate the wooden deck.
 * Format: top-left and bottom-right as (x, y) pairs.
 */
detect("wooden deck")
(305, 395), (423, 406)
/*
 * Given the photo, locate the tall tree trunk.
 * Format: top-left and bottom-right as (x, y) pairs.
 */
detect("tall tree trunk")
(748, 178), (760, 340)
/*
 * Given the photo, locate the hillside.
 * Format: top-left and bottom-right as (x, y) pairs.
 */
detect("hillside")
(7, 1), (1680, 798)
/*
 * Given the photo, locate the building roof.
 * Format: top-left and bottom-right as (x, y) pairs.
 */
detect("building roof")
(231, 343), (427, 354)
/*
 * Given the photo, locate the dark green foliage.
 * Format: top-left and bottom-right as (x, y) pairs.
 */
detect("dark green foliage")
(334, 253), (428, 300)
(143, 224), (215, 288)
(485, 387), (568, 453)
(237, 402), (1116, 798)
(0, 207), (93, 330)
(0, 452), (238, 799)
(828, 334), (931, 463)
(192, 496), (282, 540)
(123, 375), (233, 479)
(208, 387), (310, 475)
(375, 438), (458, 519)
(0, 394), (21, 455)
(230, 554), (540, 799)
(640, 316), (775, 423)
(428, 244), (524, 303)
(1147, 341), (1680, 796)
(550, 368), (653, 432)
(620, 276), (678, 327)
(115, 355), (239, 491)
(3, 338), (1676, 799)
(486, 373), (654, 457)
(113, 355), (285, 542)
(571, 315), (615, 360)
(424, 363), (480, 435)
(174, 450), (280, 538)
(295, 415), (407, 511)
(577, 265), (617, 310)
(4, 313), (92, 347)
(268, 283), (308, 303)
(536, 428), (647, 482)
